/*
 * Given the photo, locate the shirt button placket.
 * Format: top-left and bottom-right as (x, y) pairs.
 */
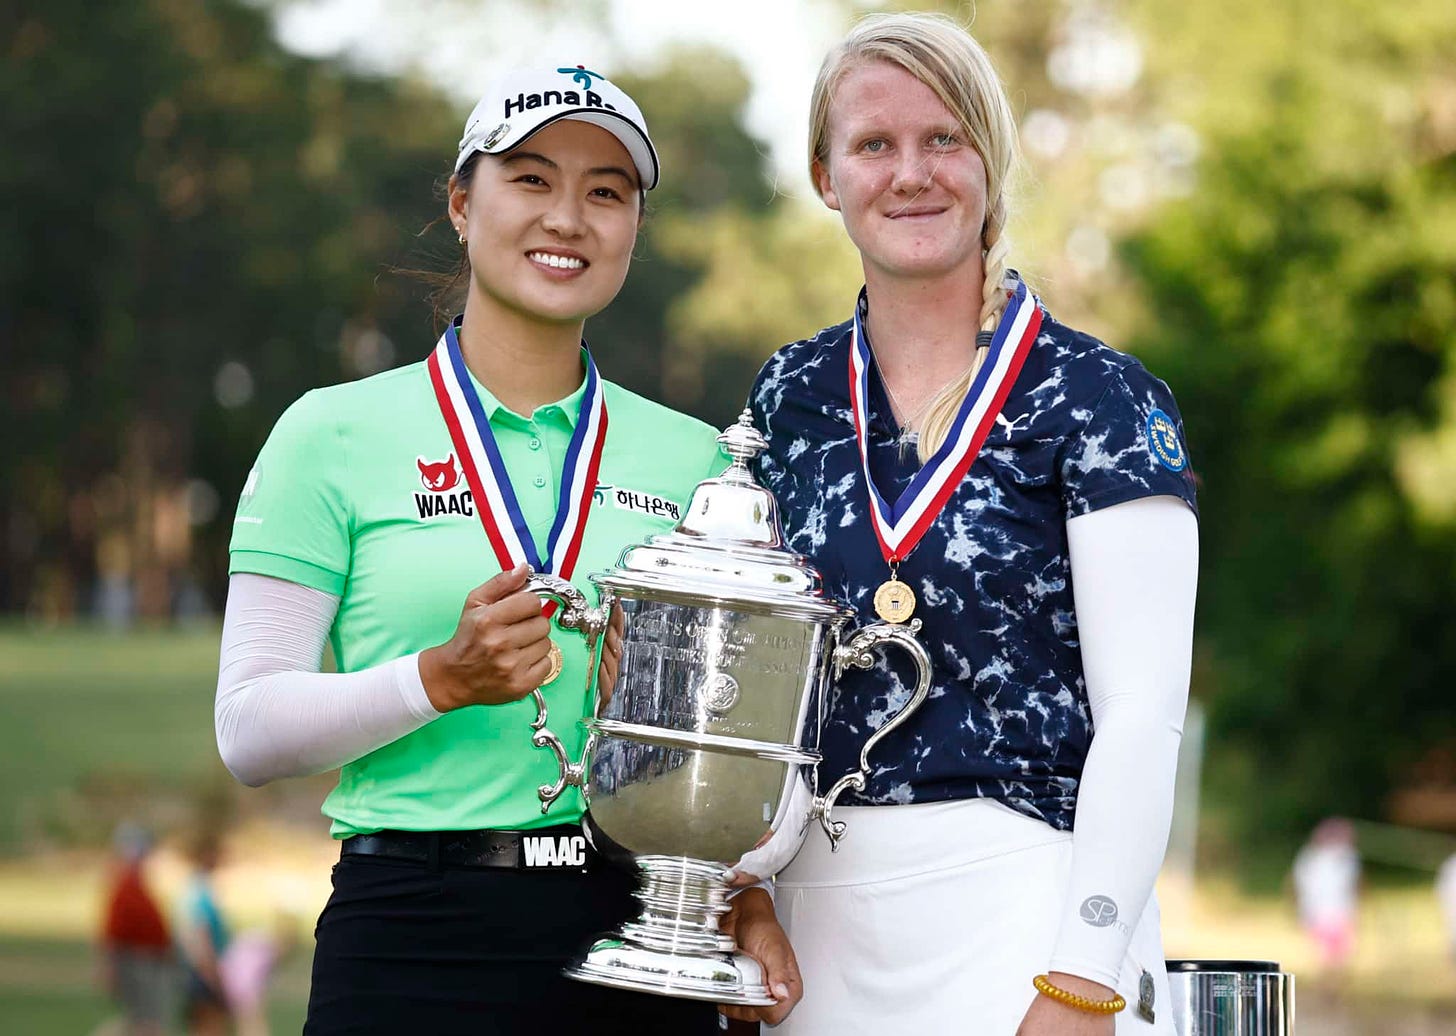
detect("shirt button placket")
(527, 425), (548, 490)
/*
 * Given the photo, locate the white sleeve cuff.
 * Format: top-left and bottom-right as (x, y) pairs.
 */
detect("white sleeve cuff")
(395, 652), (442, 722)
(725, 877), (776, 903)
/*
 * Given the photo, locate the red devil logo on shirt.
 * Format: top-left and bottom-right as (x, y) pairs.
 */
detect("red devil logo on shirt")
(417, 454), (461, 492)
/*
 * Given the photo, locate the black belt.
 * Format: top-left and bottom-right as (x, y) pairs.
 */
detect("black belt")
(340, 825), (597, 872)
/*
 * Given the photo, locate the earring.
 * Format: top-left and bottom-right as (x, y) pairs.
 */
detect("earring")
(457, 230), (467, 245)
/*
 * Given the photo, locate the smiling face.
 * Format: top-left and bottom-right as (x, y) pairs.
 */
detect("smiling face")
(449, 119), (642, 330)
(815, 61), (988, 287)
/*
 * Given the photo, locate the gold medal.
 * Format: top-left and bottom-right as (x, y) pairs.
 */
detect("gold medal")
(873, 579), (916, 623)
(542, 642), (563, 685)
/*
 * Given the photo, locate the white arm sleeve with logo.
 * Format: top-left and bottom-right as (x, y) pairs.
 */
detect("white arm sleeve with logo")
(1047, 495), (1198, 988)
(215, 573), (441, 787)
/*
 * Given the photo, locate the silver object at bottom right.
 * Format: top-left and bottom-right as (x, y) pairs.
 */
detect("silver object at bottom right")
(1167, 960), (1295, 1035)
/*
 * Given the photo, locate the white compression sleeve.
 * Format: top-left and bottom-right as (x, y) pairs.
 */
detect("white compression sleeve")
(1046, 495), (1198, 987)
(215, 573), (441, 787)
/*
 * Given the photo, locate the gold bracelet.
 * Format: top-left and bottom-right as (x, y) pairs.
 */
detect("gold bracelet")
(1032, 974), (1127, 1015)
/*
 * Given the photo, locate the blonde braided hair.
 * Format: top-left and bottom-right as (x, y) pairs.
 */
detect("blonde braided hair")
(807, 12), (1022, 462)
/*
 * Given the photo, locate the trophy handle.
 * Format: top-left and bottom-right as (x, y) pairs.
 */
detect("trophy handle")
(813, 618), (931, 850)
(524, 573), (613, 812)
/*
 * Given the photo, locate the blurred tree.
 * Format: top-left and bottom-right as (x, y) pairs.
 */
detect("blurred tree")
(588, 48), (785, 427)
(3, 0), (458, 618)
(1118, 0), (1456, 862)
(656, 202), (861, 408)
(0, 3), (803, 616)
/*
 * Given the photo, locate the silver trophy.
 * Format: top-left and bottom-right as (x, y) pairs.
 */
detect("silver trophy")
(1166, 960), (1295, 1035)
(523, 410), (932, 1005)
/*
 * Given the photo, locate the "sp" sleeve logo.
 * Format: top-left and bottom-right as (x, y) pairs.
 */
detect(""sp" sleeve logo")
(1079, 894), (1120, 928)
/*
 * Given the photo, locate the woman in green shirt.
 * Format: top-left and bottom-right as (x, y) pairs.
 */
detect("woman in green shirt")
(218, 65), (795, 1034)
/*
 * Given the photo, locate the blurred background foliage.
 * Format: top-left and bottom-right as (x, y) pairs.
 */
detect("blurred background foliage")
(1117, 0), (1456, 873)
(4, 0), (1456, 884)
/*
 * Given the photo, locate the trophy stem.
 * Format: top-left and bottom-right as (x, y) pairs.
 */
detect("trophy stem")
(623, 856), (734, 955)
(565, 855), (773, 1005)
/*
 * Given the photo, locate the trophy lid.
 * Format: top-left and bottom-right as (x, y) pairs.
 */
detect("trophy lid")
(595, 410), (848, 621)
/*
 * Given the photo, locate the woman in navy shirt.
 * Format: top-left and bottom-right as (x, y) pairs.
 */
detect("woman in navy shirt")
(727, 13), (1198, 1035)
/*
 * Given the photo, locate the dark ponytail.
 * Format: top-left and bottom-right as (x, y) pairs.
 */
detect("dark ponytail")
(395, 151), (482, 335)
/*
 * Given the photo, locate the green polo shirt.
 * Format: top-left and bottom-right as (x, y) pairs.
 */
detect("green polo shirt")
(229, 356), (726, 835)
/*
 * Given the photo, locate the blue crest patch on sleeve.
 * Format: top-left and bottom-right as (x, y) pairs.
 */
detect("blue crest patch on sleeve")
(1146, 408), (1187, 472)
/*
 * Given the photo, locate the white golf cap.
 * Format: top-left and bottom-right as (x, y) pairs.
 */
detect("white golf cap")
(455, 65), (660, 190)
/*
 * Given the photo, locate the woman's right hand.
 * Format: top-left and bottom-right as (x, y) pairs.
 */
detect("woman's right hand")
(719, 887), (803, 1025)
(418, 563), (554, 711)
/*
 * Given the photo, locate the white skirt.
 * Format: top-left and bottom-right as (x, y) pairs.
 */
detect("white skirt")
(773, 798), (1173, 1036)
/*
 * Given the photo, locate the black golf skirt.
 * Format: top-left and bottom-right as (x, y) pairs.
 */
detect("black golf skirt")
(304, 838), (721, 1035)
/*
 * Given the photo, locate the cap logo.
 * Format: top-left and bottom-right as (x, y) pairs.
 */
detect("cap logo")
(481, 123), (509, 149)
(558, 65), (603, 91)
(504, 88), (617, 120)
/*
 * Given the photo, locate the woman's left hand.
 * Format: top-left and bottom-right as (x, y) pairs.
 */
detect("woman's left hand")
(1015, 973), (1118, 1036)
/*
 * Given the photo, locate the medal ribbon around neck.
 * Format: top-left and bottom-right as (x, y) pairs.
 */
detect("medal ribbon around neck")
(426, 321), (608, 620)
(849, 278), (1042, 579)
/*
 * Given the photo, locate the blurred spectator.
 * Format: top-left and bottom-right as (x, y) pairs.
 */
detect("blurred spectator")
(174, 828), (231, 1035)
(219, 914), (299, 1036)
(1437, 852), (1456, 964)
(96, 822), (175, 1036)
(1292, 817), (1361, 977)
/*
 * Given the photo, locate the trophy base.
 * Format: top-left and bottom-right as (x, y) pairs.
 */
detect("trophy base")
(567, 939), (774, 1006)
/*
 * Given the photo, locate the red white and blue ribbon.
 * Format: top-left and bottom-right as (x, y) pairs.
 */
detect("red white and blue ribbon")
(427, 321), (607, 604)
(848, 278), (1042, 565)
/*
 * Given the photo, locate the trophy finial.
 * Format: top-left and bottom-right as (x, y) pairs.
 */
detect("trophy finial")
(717, 409), (767, 468)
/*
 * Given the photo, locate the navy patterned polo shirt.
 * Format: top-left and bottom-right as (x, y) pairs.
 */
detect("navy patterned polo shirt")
(749, 285), (1198, 831)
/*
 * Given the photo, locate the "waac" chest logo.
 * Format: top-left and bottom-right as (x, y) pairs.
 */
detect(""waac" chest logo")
(414, 454), (475, 519)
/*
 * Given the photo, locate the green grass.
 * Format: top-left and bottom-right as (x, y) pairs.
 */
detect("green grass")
(0, 625), (230, 852)
(0, 934), (309, 1032)
(0, 935), (110, 1031)
(0, 988), (110, 1034)
(0, 627), (318, 1032)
